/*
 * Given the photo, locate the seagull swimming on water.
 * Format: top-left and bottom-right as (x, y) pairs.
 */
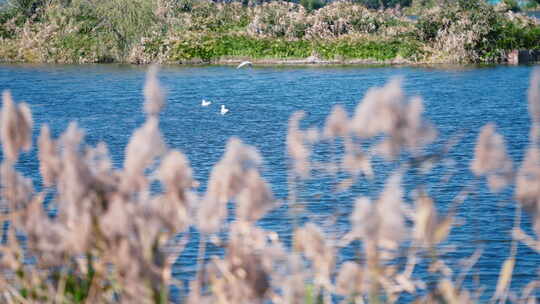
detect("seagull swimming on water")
(220, 105), (229, 115)
(201, 99), (212, 107)
(236, 61), (253, 69)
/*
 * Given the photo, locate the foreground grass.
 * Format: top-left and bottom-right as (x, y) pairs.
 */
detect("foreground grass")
(1, 64), (540, 303)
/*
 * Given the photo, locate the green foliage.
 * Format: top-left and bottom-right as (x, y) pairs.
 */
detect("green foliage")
(18, 257), (97, 303)
(353, 0), (412, 9)
(299, 0), (325, 12)
(167, 33), (421, 62)
(3, 0), (45, 18)
(316, 40), (377, 59)
(74, 0), (159, 56)
(0, 0), (47, 38)
(183, 2), (251, 32)
(304, 284), (324, 304)
(169, 34), (312, 61)
(415, 7), (456, 42)
(316, 37), (421, 60)
(483, 21), (540, 58)
(523, 0), (539, 9)
(0, 11), (15, 38)
(457, 2), (539, 61)
(413, 0), (540, 62)
(53, 0), (159, 56)
(54, 271), (95, 303)
(177, 0), (195, 12)
(503, 0), (521, 12)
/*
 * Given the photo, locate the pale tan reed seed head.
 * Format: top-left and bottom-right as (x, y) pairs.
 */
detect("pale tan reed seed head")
(84, 141), (113, 181)
(402, 96), (437, 150)
(144, 65), (166, 116)
(530, 124), (540, 143)
(65, 209), (92, 254)
(335, 261), (363, 296)
(282, 254), (307, 304)
(413, 193), (438, 246)
(342, 137), (373, 178)
(205, 137), (262, 203)
(373, 96), (435, 158)
(205, 222), (273, 303)
(197, 194), (226, 234)
(158, 149), (194, 199)
(133, 204), (172, 264)
(471, 123), (498, 175)
(287, 111), (310, 178)
(60, 121), (85, 151)
(0, 162), (33, 211)
(294, 223), (334, 286)
(351, 79), (435, 158)
(1, 90), (33, 162)
(305, 127), (320, 143)
(148, 194), (190, 234)
(123, 116), (166, 191)
(438, 279), (474, 304)
(323, 104), (349, 138)
(470, 123), (513, 191)
(375, 173), (407, 250)
(100, 196), (132, 241)
(56, 123), (94, 222)
(199, 138), (263, 233)
(38, 124), (61, 186)
(516, 146), (540, 237)
(350, 174), (407, 253)
(351, 78), (405, 138)
(350, 196), (377, 241)
(236, 169), (274, 223)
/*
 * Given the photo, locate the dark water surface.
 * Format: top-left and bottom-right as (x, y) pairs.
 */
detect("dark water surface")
(1, 63), (539, 301)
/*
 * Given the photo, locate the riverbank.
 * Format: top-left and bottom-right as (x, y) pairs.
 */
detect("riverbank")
(1, 0), (539, 64)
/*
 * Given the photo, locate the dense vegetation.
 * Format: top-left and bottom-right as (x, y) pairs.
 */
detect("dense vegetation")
(0, 0), (539, 64)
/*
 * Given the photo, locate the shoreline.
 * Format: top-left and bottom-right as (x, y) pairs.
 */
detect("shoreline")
(0, 57), (527, 68)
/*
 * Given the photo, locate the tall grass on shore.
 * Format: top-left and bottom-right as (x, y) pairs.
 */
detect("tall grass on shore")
(1, 66), (540, 303)
(0, 0), (539, 64)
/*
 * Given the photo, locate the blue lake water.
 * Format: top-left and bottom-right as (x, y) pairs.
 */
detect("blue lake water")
(1, 63), (539, 301)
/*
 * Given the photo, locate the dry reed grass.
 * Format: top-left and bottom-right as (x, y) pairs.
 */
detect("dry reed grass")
(0, 66), (540, 303)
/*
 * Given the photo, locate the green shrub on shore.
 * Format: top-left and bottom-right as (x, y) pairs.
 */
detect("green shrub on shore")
(415, 0), (540, 63)
(129, 32), (420, 63)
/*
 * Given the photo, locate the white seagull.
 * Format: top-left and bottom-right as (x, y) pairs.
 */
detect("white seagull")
(201, 99), (212, 107)
(236, 61), (253, 69)
(220, 105), (229, 115)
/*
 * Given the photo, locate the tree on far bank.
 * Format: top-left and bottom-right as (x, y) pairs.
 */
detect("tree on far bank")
(353, 0), (412, 9)
(300, 0), (325, 11)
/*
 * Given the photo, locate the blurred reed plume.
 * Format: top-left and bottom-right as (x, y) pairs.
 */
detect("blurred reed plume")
(1, 66), (540, 304)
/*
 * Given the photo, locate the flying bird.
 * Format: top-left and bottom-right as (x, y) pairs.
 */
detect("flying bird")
(201, 99), (212, 107)
(236, 61), (253, 69)
(220, 105), (229, 115)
